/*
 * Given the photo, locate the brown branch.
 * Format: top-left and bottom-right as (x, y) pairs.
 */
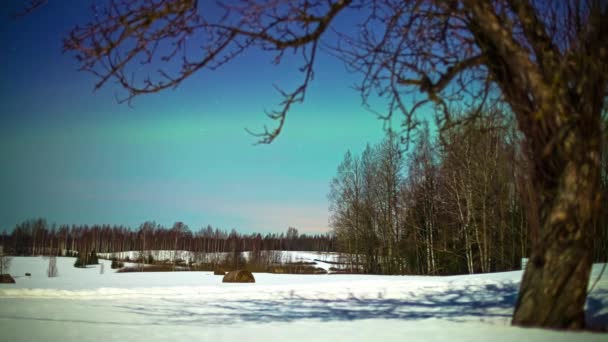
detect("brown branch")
(397, 54), (484, 102)
(507, 0), (561, 77)
(14, 0), (48, 18)
(64, 0), (352, 143)
(464, 0), (550, 106)
(212, 0), (352, 50)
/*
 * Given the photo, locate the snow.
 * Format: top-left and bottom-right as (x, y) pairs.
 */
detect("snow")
(96, 250), (344, 272)
(1, 255), (607, 341)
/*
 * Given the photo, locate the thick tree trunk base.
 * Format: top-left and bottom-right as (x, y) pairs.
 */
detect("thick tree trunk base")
(512, 245), (592, 329)
(511, 160), (596, 329)
(511, 122), (600, 330)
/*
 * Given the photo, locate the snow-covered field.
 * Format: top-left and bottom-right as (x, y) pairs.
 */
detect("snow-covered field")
(97, 250), (344, 272)
(1, 255), (607, 341)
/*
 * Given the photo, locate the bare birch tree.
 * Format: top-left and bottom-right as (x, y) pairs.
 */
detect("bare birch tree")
(47, 255), (58, 277)
(0, 245), (11, 275)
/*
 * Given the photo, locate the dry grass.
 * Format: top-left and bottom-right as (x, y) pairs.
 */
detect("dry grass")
(0, 274), (16, 283)
(222, 270), (255, 283)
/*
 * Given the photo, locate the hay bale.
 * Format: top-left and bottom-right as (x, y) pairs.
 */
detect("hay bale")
(214, 268), (226, 276)
(0, 274), (15, 284)
(222, 270), (255, 283)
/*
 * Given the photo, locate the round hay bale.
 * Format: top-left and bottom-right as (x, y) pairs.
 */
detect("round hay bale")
(214, 268), (226, 276)
(0, 274), (16, 284)
(222, 269), (255, 283)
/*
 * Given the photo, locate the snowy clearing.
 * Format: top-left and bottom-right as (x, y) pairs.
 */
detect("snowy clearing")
(97, 250), (344, 272)
(1, 255), (607, 341)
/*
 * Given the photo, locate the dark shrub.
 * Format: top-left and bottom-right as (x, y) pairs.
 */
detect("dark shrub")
(191, 263), (215, 272)
(0, 274), (15, 283)
(88, 250), (99, 265)
(174, 259), (188, 267)
(74, 250), (98, 268)
(111, 260), (124, 269)
(270, 263), (327, 274)
(214, 268), (226, 275)
(222, 270), (255, 283)
(117, 264), (174, 273)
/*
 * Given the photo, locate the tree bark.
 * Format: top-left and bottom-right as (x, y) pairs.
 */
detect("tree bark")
(512, 129), (601, 329)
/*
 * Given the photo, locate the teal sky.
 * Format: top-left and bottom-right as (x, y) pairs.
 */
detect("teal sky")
(0, 1), (388, 233)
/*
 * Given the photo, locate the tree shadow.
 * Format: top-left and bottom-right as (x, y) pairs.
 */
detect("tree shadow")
(115, 282), (521, 326)
(114, 282), (608, 330)
(586, 289), (608, 331)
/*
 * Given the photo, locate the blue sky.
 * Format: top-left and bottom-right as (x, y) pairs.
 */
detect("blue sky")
(0, 1), (389, 233)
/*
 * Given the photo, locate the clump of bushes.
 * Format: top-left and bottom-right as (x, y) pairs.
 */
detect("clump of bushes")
(117, 264), (173, 273)
(328, 267), (360, 274)
(110, 258), (124, 269)
(74, 250), (100, 268)
(269, 263), (327, 274)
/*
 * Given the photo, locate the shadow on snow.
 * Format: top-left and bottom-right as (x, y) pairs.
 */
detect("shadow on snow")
(117, 283), (520, 325)
(117, 283), (607, 330)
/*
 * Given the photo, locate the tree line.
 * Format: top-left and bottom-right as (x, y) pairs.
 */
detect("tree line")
(330, 110), (608, 275)
(0, 221), (335, 257)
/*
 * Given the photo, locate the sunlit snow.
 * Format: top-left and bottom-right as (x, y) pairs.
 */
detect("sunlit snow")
(1, 254), (607, 341)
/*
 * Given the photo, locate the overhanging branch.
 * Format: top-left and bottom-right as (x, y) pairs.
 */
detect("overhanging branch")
(397, 54), (484, 102)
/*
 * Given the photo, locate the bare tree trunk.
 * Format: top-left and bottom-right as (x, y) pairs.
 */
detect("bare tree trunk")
(429, 219), (435, 274)
(513, 131), (601, 329)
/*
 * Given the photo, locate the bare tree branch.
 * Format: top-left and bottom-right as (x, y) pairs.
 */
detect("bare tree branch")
(14, 0), (48, 17)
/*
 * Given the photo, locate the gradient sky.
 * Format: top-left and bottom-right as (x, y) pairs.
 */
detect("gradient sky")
(0, 1), (391, 234)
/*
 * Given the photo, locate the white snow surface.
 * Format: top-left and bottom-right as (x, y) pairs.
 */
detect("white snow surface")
(1, 254), (607, 341)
